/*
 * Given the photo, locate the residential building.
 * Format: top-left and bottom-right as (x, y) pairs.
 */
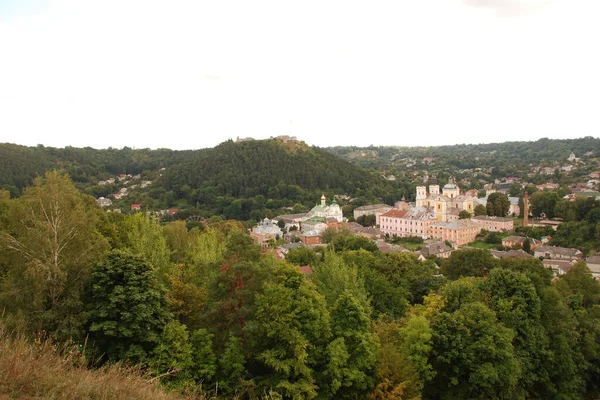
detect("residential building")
(97, 197), (112, 207)
(301, 218), (328, 234)
(274, 213), (307, 231)
(250, 218), (283, 250)
(300, 231), (322, 245)
(379, 208), (437, 239)
(585, 255), (600, 278)
(490, 250), (534, 260)
(472, 215), (514, 232)
(501, 236), (539, 249)
(131, 203), (141, 211)
(543, 259), (577, 276)
(534, 246), (583, 261)
(429, 219), (482, 247)
(420, 241), (453, 258)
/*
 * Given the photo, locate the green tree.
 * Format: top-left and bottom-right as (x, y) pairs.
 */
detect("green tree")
(253, 264), (331, 399)
(440, 249), (498, 280)
(0, 171), (108, 341)
(162, 220), (191, 264)
(522, 237), (531, 254)
(509, 183), (523, 197)
(190, 329), (217, 385)
(121, 213), (174, 280)
(486, 192), (510, 217)
(480, 268), (550, 397)
(150, 320), (193, 385)
(325, 290), (380, 398)
(555, 262), (600, 308)
(458, 210), (471, 219)
(87, 250), (171, 362)
(530, 191), (560, 219)
(357, 214), (377, 227)
(474, 204), (487, 216)
(313, 251), (370, 311)
(286, 246), (321, 266)
(218, 334), (247, 395)
(424, 302), (520, 399)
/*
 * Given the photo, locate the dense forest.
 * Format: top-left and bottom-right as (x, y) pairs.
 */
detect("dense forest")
(0, 140), (413, 221)
(1, 171), (600, 399)
(326, 137), (600, 171)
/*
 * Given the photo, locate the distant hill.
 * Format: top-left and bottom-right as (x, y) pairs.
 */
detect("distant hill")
(159, 139), (398, 219)
(325, 137), (600, 170)
(0, 140), (401, 220)
(0, 142), (189, 194)
(162, 139), (381, 200)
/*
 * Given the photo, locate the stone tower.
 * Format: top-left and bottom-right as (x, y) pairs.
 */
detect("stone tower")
(416, 186), (427, 207)
(524, 191), (529, 227)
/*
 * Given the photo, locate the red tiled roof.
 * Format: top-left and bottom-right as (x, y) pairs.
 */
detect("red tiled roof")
(380, 209), (408, 218)
(299, 266), (313, 275)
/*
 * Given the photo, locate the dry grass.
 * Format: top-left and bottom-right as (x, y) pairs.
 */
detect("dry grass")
(0, 324), (203, 400)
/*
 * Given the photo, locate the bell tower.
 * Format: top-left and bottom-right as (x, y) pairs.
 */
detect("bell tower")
(416, 186), (427, 207)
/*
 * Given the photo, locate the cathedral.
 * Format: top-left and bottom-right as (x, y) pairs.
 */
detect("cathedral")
(416, 182), (474, 222)
(306, 194), (344, 222)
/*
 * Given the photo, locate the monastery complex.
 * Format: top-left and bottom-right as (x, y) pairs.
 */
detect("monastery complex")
(378, 183), (512, 246)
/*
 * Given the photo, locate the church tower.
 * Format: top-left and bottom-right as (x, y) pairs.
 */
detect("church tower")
(416, 186), (427, 207)
(429, 185), (440, 196)
(321, 194), (326, 206)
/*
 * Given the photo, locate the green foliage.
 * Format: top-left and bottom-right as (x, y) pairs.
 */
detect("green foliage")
(424, 302), (520, 400)
(440, 249), (498, 280)
(313, 251), (371, 312)
(555, 262), (600, 308)
(329, 234), (379, 253)
(121, 213), (175, 280)
(474, 204), (487, 216)
(87, 250), (171, 363)
(253, 264), (331, 399)
(480, 268), (549, 396)
(486, 192), (510, 217)
(0, 171), (108, 341)
(218, 334), (247, 395)
(150, 321), (193, 384)
(325, 291), (380, 398)
(189, 329), (217, 385)
(356, 214), (377, 227)
(530, 190), (560, 219)
(458, 210), (471, 219)
(285, 246), (321, 266)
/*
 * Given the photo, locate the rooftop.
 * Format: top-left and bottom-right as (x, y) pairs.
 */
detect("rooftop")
(380, 209), (409, 218)
(354, 203), (391, 211)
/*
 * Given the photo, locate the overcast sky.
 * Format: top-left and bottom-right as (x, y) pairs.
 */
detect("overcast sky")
(0, 0), (598, 150)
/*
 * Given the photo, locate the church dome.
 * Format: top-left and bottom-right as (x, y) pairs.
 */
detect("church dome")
(444, 183), (457, 189)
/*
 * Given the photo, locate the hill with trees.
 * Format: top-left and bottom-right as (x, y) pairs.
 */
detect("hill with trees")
(0, 139), (411, 221)
(326, 137), (600, 171)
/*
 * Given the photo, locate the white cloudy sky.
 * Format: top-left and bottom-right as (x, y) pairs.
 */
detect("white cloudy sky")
(0, 0), (598, 150)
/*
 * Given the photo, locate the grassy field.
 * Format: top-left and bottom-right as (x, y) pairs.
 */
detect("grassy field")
(0, 324), (204, 400)
(466, 241), (500, 250)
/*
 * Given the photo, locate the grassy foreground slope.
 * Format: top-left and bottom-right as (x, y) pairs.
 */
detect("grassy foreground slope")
(0, 325), (195, 400)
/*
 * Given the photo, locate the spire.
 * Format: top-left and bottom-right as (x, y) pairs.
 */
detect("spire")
(321, 193), (326, 206)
